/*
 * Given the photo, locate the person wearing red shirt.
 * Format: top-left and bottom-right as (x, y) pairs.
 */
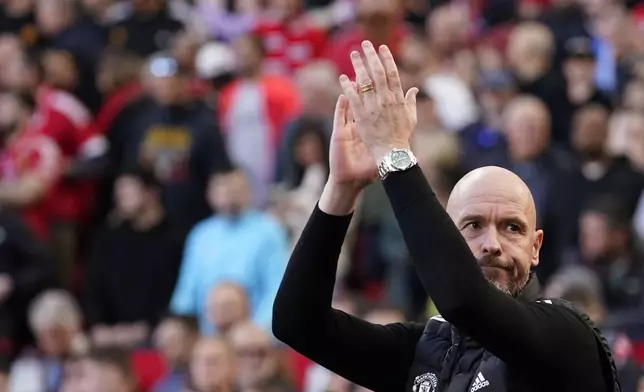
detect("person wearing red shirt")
(0, 91), (63, 240)
(3, 48), (108, 224)
(253, 0), (327, 75)
(325, 0), (409, 78)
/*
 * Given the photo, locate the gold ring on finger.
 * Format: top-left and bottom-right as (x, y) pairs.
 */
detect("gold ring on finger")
(359, 80), (375, 93)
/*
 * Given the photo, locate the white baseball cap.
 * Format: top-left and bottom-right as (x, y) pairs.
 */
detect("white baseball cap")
(195, 42), (237, 80)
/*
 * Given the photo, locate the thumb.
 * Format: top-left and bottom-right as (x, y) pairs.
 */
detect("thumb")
(405, 87), (420, 123)
(405, 87), (419, 108)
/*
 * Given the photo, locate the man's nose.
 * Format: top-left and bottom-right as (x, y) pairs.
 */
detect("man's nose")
(481, 228), (502, 256)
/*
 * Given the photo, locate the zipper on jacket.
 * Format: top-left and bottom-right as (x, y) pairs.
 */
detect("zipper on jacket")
(437, 329), (462, 391)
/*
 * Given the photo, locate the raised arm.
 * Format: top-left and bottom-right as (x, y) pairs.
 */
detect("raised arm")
(272, 95), (423, 392)
(383, 168), (603, 371)
(338, 40), (609, 380)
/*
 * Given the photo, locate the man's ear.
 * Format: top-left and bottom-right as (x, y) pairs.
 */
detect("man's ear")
(531, 229), (544, 267)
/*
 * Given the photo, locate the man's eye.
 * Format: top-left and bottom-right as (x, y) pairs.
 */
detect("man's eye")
(506, 223), (521, 233)
(466, 222), (482, 230)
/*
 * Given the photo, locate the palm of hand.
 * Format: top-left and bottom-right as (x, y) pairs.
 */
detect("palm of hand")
(330, 101), (378, 187)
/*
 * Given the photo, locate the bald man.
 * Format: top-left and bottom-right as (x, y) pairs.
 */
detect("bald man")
(274, 41), (618, 392)
(275, 165), (619, 392)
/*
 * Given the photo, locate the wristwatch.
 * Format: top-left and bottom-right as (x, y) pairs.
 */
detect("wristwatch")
(377, 148), (418, 180)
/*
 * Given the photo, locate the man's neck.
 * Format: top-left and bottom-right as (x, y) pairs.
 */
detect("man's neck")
(132, 205), (164, 231)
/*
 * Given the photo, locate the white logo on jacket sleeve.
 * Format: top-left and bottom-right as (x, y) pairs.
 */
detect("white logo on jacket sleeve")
(470, 372), (490, 391)
(412, 372), (437, 392)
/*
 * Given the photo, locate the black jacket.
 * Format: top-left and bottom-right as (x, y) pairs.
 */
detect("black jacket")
(409, 277), (619, 392)
(274, 167), (619, 392)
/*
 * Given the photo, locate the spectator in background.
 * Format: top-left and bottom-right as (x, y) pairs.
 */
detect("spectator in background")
(506, 22), (570, 144)
(76, 346), (137, 392)
(192, 0), (259, 43)
(93, 49), (144, 222)
(0, 210), (52, 384)
(567, 104), (644, 235)
(545, 265), (642, 392)
(229, 321), (293, 392)
(194, 41), (238, 94)
(94, 49), (144, 142)
(207, 283), (250, 338)
(0, 90), (63, 241)
(326, 0), (407, 77)
(396, 35), (435, 92)
(3, 49), (106, 284)
(561, 36), (613, 135)
(170, 168), (288, 334)
(119, 53), (230, 227)
(219, 34), (300, 208)
(59, 354), (86, 392)
(425, 2), (471, 69)
(85, 166), (186, 347)
(3, 48), (105, 180)
(189, 337), (237, 392)
(293, 60), (339, 119)
(275, 61), (337, 184)
(108, 0), (183, 56)
(35, 0), (107, 112)
(253, 0), (327, 75)
(0, 0), (40, 48)
(459, 69), (515, 172)
(152, 315), (199, 392)
(271, 117), (329, 248)
(622, 78), (644, 112)
(502, 95), (575, 282)
(82, 0), (131, 26)
(0, 34), (25, 81)
(10, 290), (88, 391)
(42, 49), (80, 94)
(576, 195), (644, 312)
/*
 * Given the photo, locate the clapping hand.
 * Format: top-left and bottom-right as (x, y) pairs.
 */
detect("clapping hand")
(319, 41), (419, 216)
(339, 41), (419, 164)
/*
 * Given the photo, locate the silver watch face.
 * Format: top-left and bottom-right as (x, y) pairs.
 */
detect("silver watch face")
(391, 150), (412, 170)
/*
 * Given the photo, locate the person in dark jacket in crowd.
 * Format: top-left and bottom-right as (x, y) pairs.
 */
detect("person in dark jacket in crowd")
(0, 211), (52, 381)
(273, 41), (619, 392)
(108, 0), (183, 57)
(545, 265), (641, 392)
(115, 53), (231, 227)
(84, 165), (186, 348)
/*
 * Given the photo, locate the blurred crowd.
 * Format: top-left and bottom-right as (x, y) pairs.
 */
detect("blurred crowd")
(1, 0), (644, 390)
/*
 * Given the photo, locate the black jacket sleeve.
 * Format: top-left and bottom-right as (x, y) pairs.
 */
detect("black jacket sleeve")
(383, 166), (609, 383)
(273, 207), (424, 392)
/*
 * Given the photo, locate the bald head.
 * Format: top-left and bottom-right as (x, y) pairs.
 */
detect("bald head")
(447, 167), (543, 296)
(447, 166), (537, 229)
(503, 95), (551, 162)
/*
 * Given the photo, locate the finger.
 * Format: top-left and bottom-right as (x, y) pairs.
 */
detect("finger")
(379, 45), (405, 103)
(339, 74), (364, 120)
(405, 87), (420, 124)
(350, 51), (378, 110)
(344, 92), (354, 125)
(333, 94), (349, 132)
(361, 41), (389, 103)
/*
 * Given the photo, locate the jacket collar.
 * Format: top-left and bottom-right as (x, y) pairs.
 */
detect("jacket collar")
(517, 272), (541, 302)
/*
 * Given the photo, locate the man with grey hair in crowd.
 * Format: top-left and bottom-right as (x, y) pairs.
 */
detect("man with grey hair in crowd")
(9, 290), (88, 391)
